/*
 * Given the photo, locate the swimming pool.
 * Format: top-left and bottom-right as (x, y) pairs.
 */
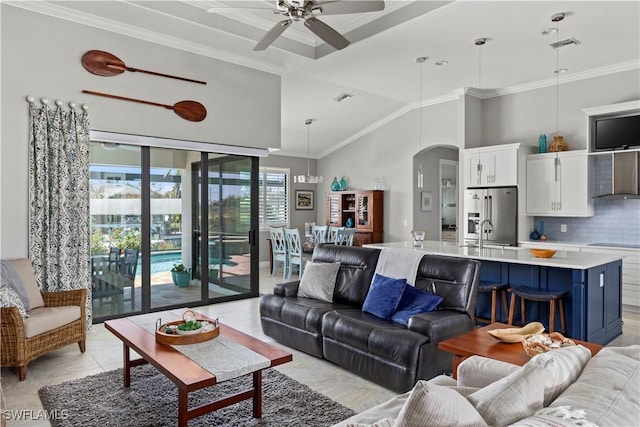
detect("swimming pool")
(140, 252), (236, 276)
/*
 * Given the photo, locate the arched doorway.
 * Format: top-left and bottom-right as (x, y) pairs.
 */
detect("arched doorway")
(413, 146), (458, 241)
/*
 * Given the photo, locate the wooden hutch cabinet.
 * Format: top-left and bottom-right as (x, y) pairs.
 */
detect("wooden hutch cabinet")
(325, 190), (383, 246)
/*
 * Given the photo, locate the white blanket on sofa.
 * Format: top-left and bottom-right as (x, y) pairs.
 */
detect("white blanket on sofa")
(374, 248), (425, 286)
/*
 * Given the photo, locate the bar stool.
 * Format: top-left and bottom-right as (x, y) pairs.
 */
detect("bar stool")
(476, 282), (510, 325)
(507, 286), (567, 333)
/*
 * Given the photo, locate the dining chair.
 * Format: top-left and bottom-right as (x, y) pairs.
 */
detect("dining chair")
(284, 228), (305, 279)
(269, 227), (288, 279)
(107, 247), (121, 272)
(120, 248), (138, 310)
(327, 226), (343, 244)
(335, 228), (355, 246)
(311, 225), (328, 244)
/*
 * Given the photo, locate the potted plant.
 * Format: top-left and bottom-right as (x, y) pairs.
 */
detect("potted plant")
(171, 263), (191, 287)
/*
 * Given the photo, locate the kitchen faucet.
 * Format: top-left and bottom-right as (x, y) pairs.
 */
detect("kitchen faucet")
(479, 219), (493, 250)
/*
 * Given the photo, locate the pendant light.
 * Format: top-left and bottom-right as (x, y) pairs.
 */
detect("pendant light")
(416, 56), (428, 189)
(475, 37), (487, 88)
(294, 119), (324, 184)
(552, 13), (565, 137)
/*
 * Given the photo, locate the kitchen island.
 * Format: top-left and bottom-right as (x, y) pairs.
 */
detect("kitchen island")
(365, 241), (623, 345)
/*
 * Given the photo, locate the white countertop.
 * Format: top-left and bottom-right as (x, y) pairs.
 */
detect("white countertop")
(364, 241), (624, 270)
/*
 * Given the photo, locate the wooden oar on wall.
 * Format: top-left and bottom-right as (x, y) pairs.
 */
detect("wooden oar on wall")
(82, 50), (207, 85)
(82, 90), (207, 122)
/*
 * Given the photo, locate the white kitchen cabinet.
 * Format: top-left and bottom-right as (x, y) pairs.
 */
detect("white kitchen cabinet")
(463, 144), (519, 188)
(526, 150), (593, 216)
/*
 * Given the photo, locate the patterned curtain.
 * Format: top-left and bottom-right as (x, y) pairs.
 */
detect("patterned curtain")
(28, 98), (92, 324)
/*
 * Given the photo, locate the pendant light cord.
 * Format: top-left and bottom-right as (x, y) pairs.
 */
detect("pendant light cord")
(478, 43), (482, 88)
(555, 22), (560, 136)
(306, 120), (311, 177)
(419, 61), (423, 151)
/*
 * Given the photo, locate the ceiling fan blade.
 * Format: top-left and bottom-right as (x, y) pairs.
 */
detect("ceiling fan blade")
(304, 17), (349, 50)
(206, 5), (277, 14)
(312, 0), (385, 15)
(254, 19), (292, 51)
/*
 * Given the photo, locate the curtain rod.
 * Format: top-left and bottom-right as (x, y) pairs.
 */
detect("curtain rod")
(25, 95), (88, 111)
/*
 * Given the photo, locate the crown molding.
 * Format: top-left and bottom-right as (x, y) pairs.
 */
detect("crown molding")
(482, 60), (640, 99)
(6, 1), (287, 76)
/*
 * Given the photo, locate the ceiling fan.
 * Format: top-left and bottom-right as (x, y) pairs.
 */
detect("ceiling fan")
(207, 0), (385, 51)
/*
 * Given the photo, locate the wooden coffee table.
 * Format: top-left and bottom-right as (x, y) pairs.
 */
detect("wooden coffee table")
(105, 310), (292, 427)
(438, 323), (604, 379)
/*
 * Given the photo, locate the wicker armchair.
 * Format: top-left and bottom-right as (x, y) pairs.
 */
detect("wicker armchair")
(1, 288), (87, 381)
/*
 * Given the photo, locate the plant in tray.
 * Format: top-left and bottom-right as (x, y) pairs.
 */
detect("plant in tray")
(178, 320), (202, 332)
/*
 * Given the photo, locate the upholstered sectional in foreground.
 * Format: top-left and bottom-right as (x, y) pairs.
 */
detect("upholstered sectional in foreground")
(334, 344), (640, 426)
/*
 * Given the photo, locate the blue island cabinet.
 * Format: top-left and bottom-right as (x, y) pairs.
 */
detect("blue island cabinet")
(476, 259), (623, 345)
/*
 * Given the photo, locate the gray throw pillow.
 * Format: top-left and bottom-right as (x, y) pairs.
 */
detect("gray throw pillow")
(297, 261), (340, 302)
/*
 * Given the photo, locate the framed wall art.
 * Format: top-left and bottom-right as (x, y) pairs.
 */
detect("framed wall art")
(421, 191), (433, 212)
(295, 190), (314, 210)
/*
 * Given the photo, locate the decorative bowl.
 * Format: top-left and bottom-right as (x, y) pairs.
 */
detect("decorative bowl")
(487, 322), (545, 343)
(530, 249), (557, 258)
(522, 332), (575, 357)
(176, 325), (203, 335)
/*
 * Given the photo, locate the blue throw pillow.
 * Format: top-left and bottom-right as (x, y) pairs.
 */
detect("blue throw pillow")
(362, 274), (407, 320)
(391, 285), (444, 326)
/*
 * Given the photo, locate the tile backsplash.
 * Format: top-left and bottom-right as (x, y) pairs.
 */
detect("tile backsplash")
(534, 198), (640, 244)
(533, 155), (640, 245)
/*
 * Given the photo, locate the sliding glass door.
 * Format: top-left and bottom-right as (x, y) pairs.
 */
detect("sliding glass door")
(192, 155), (258, 301)
(90, 142), (258, 322)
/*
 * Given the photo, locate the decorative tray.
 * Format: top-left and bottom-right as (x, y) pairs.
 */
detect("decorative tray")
(487, 322), (545, 343)
(155, 310), (219, 345)
(522, 332), (575, 357)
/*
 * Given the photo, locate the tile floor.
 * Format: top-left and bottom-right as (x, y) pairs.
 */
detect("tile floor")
(2, 267), (639, 427)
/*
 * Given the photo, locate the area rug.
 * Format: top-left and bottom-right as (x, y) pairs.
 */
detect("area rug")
(39, 365), (356, 427)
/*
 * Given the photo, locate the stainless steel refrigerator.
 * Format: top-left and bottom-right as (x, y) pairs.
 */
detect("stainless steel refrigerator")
(463, 186), (517, 246)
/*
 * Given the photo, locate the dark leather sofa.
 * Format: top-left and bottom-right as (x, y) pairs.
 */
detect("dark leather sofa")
(260, 244), (481, 392)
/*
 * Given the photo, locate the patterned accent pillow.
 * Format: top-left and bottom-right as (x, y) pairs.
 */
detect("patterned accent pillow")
(346, 417), (396, 427)
(0, 282), (28, 318)
(395, 380), (488, 427)
(508, 406), (599, 427)
(467, 355), (553, 426)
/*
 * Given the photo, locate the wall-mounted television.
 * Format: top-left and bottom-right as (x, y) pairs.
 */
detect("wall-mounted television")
(592, 112), (640, 151)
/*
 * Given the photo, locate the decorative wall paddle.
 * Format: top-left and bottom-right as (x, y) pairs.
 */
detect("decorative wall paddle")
(82, 50), (207, 85)
(82, 90), (207, 122)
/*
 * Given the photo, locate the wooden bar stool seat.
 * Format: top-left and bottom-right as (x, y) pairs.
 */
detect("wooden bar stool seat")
(476, 282), (510, 325)
(507, 286), (567, 333)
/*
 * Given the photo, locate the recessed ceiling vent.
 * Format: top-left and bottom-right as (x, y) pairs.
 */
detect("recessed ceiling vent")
(550, 37), (581, 49)
(334, 93), (354, 102)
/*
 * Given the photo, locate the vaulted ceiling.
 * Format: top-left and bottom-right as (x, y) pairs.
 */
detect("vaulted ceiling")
(19, 1), (640, 158)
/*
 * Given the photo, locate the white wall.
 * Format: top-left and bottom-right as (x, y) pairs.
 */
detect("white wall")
(482, 70), (640, 150)
(0, 5), (281, 258)
(318, 100), (459, 243)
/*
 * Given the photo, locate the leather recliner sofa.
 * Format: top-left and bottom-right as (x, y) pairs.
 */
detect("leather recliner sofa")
(260, 244), (481, 392)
